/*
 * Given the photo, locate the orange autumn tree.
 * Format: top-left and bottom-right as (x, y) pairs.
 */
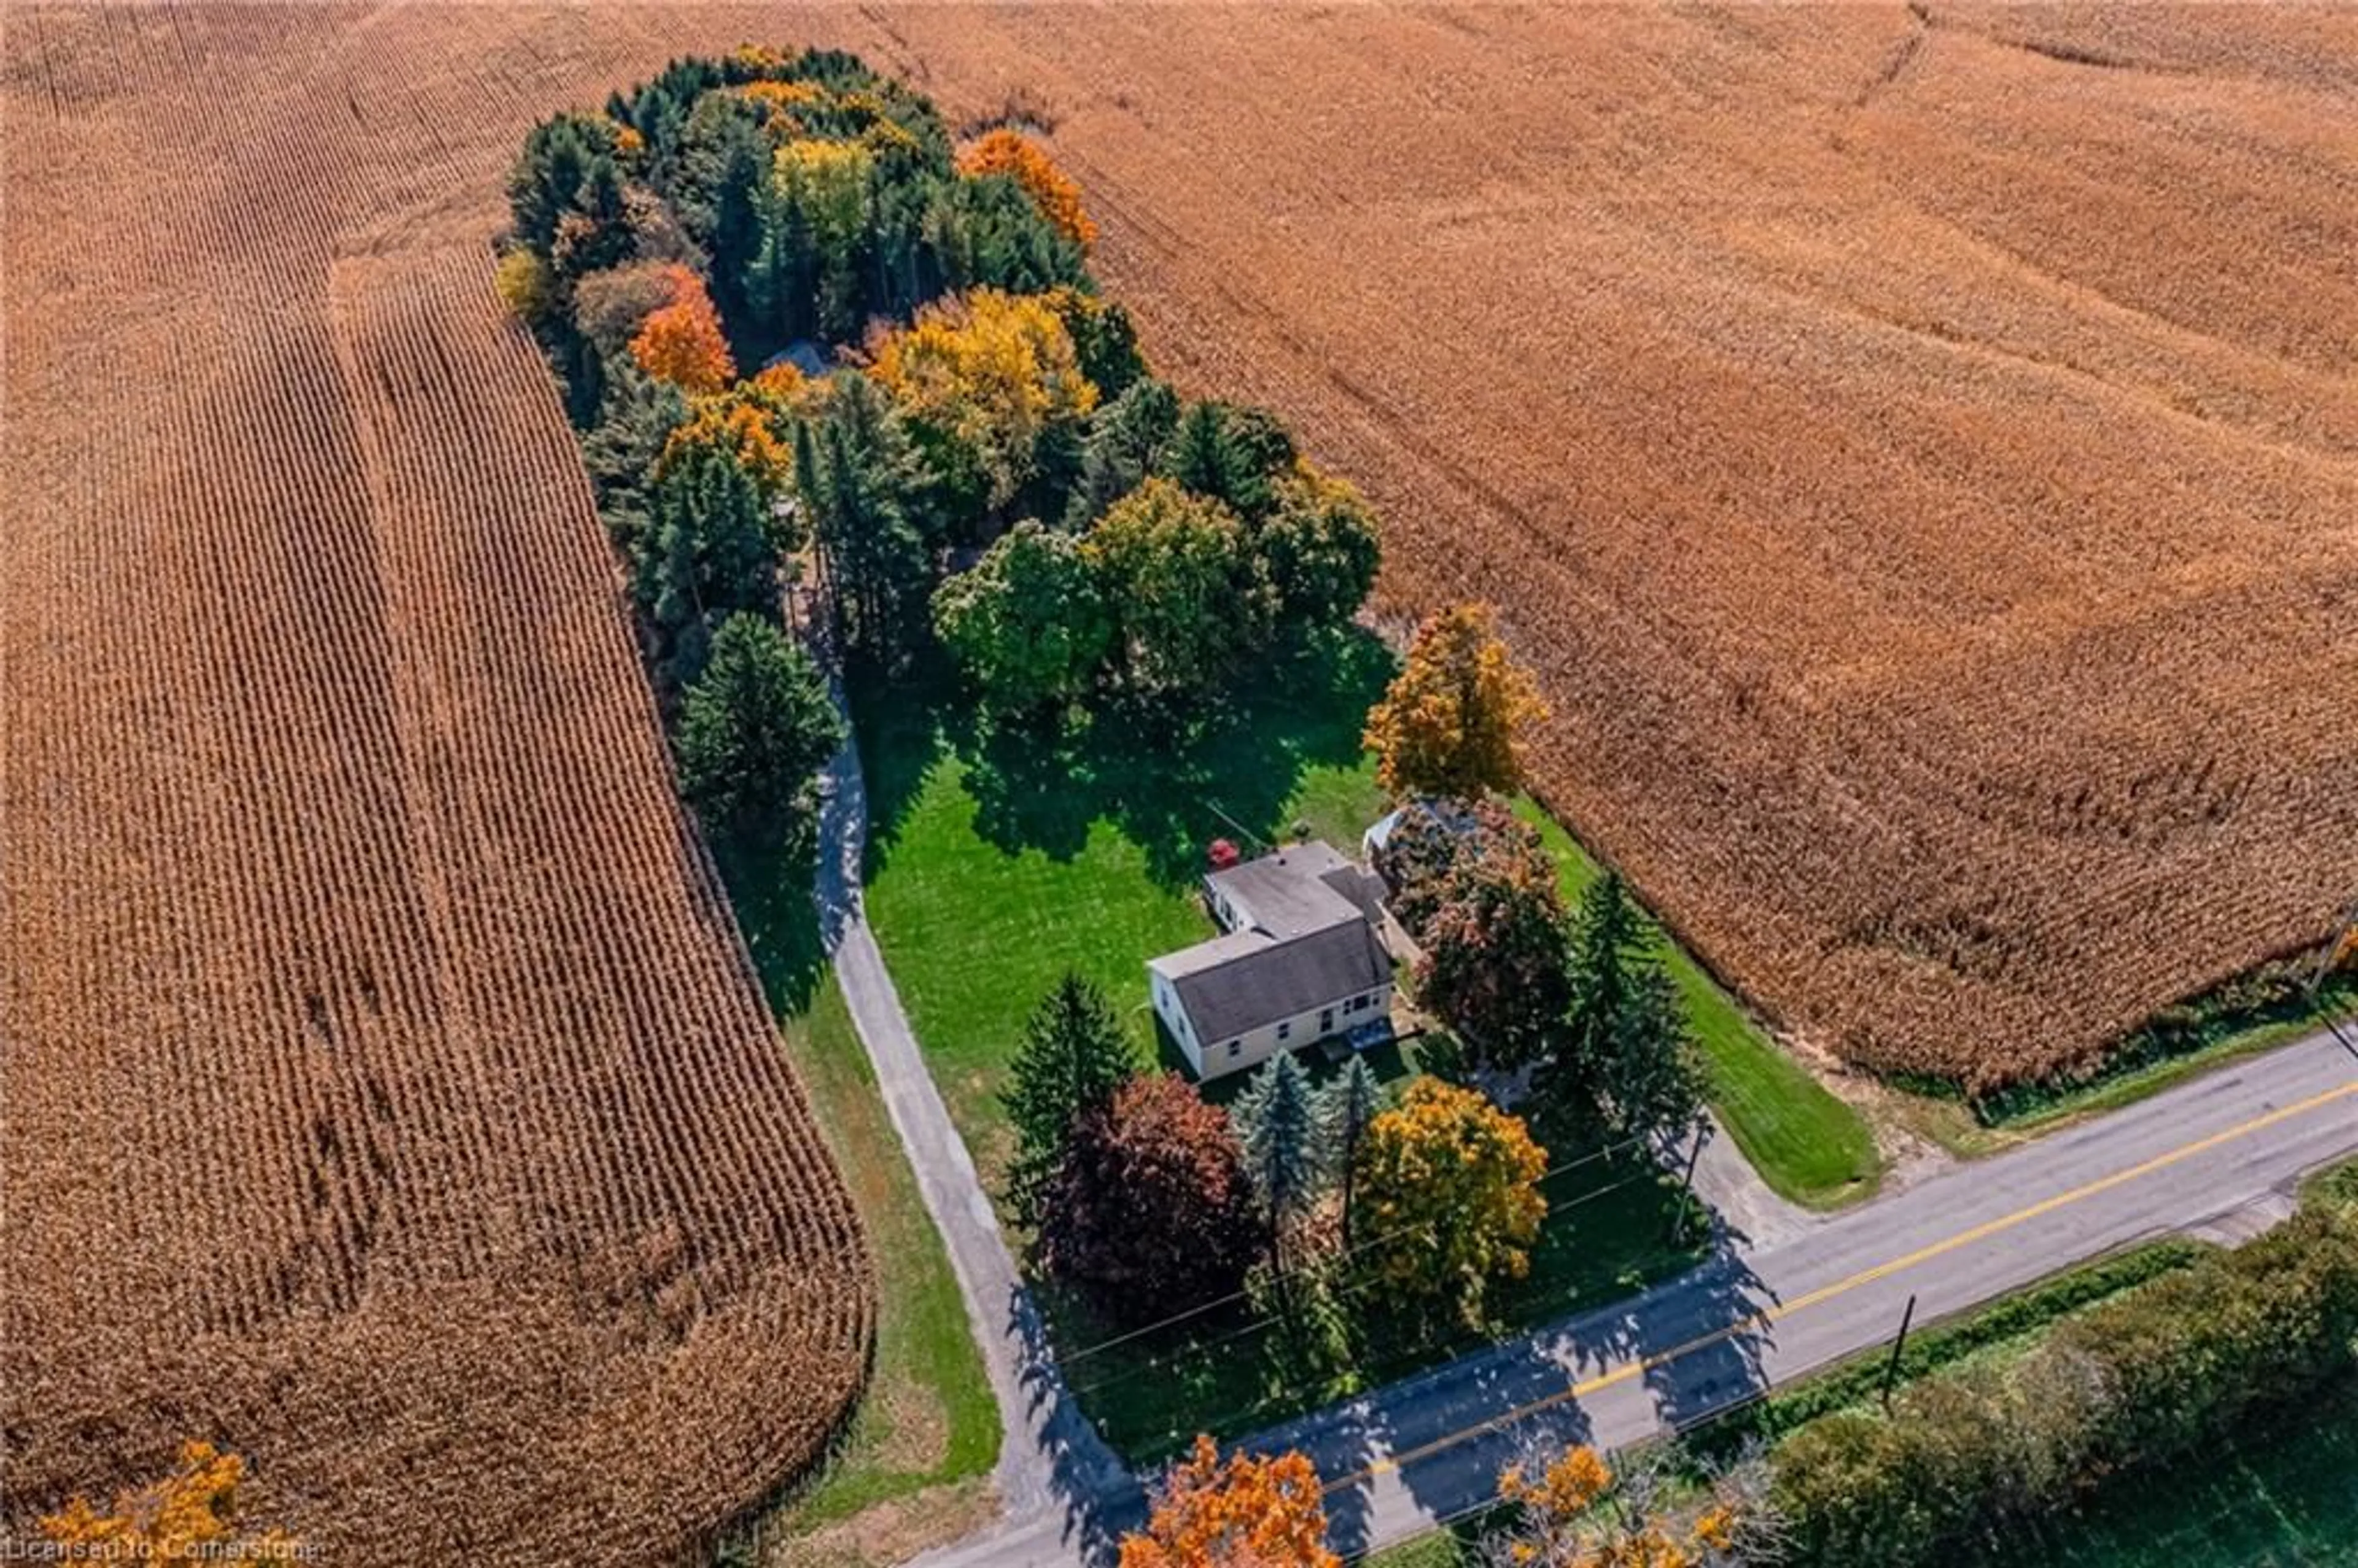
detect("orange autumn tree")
(1495, 1442), (1780, 1567)
(659, 364), (820, 506)
(41, 1441), (299, 1562)
(629, 263), (736, 395)
(1121, 1435), (1340, 1568)
(959, 127), (1099, 250)
(1364, 601), (1549, 800)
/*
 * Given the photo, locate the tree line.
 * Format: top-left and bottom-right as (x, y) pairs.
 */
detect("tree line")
(504, 47), (1380, 862)
(1363, 603), (1711, 1156)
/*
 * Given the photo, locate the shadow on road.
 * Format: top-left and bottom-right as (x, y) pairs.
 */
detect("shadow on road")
(1011, 1286), (1141, 1564)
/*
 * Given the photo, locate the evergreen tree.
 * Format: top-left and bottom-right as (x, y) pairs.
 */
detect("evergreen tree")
(580, 360), (689, 550)
(633, 442), (780, 683)
(1000, 971), (1138, 1227)
(1232, 1050), (1321, 1274)
(799, 372), (933, 661)
(1318, 1055), (1385, 1247)
(1160, 400), (1296, 523)
(508, 112), (620, 254)
(669, 94), (769, 333)
(674, 613), (844, 853)
(1162, 400), (1232, 505)
(1554, 872), (1706, 1149)
(1064, 377), (1181, 529)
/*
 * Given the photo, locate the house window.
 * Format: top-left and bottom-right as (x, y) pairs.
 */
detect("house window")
(1226, 1039), (1242, 1059)
(1277, 1020), (1291, 1042)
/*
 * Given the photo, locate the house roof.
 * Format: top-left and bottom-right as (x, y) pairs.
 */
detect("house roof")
(1150, 919), (1390, 1045)
(1205, 842), (1382, 938)
(1152, 841), (1392, 1042)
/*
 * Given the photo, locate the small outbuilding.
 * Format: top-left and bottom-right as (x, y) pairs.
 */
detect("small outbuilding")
(1149, 841), (1394, 1081)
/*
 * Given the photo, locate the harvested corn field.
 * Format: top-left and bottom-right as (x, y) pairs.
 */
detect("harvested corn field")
(2, 7), (874, 1560)
(4, 1), (2352, 1546)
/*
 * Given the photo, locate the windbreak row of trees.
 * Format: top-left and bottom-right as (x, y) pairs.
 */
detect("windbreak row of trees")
(505, 46), (1382, 860)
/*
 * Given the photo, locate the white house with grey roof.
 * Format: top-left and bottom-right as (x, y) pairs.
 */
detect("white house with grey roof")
(1148, 841), (1395, 1081)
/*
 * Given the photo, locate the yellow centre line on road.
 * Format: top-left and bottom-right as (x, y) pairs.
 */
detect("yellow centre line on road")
(1326, 1076), (2358, 1492)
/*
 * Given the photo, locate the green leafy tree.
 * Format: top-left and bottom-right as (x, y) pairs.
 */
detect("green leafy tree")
(1415, 814), (1573, 1069)
(1317, 1055), (1385, 1247)
(1083, 477), (1272, 697)
(632, 441), (780, 681)
(1000, 971), (1138, 1226)
(1355, 1077), (1547, 1322)
(1232, 1049), (1322, 1275)
(674, 613), (844, 852)
(933, 520), (1111, 713)
(1554, 872), (1706, 1147)
(1040, 1074), (1259, 1324)
(1065, 378), (1182, 529)
(798, 371), (933, 661)
(1259, 466), (1380, 634)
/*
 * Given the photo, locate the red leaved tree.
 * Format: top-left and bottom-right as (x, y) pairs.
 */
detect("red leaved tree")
(1039, 1074), (1259, 1325)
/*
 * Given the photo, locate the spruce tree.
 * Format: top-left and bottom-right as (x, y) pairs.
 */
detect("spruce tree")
(1317, 1055), (1385, 1247)
(1000, 971), (1137, 1227)
(674, 613), (845, 853)
(1232, 1050), (1320, 1273)
(1555, 872), (1705, 1149)
(634, 443), (779, 683)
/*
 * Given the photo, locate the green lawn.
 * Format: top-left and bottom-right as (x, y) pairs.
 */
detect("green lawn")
(766, 979), (1000, 1527)
(1509, 801), (1880, 1208)
(851, 635), (1391, 1187)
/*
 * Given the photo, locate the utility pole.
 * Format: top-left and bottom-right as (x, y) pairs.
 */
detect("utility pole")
(1879, 1293), (1919, 1412)
(1670, 1120), (1708, 1246)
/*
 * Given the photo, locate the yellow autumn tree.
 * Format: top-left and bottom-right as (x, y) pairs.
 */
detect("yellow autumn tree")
(959, 126), (1099, 250)
(868, 287), (1097, 513)
(629, 264), (736, 395)
(1494, 1443), (1776, 1567)
(1364, 601), (1549, 801)
(494, 247), (553, 324)
(41, 1441), (299, 1562)
(1355, 1076), (1546, 1319)
(1119, 1435), (1340, 1568)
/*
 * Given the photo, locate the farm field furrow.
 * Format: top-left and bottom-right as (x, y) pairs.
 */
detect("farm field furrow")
(6, 1), (2354, 1553)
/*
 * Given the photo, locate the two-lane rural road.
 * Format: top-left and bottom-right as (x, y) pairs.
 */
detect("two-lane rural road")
(907, 1019), (2358, 1567)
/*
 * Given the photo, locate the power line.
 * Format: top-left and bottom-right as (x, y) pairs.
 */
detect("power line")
(1056, 1129), (1657, 1372)
(1061, 1165), (1674, 1416)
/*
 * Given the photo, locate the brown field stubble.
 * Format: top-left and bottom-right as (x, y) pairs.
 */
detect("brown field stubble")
(3, 1), (2353, 1548)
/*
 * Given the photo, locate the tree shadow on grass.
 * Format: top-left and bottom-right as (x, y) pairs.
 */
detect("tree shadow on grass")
(714, 838), (829, 1018)
(842, 642), (975, 883)
(962, 628), (1397, 889)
